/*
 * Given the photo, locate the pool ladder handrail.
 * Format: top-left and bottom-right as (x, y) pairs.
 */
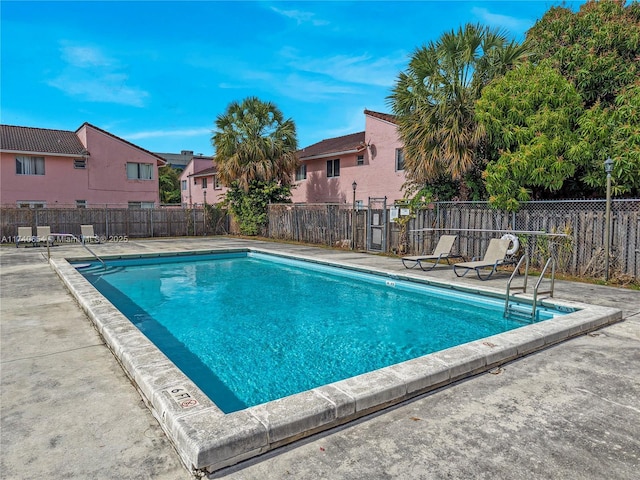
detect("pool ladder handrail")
(46, 234), (106, 269)
(504, 255), (556, 321)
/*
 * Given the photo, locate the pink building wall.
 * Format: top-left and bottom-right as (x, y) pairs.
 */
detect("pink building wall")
(291, 113), (406, 205)
(77, 124), (162, 206)
(1, 124), (163, 207)
(1, 152), (88, 207)
(179, 158), (228, 206)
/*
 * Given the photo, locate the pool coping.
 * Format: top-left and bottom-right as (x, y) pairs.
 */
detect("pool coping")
(49, 247), (622, 475)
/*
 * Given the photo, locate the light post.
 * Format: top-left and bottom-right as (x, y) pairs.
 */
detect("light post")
(604, 157), (613, 281)
(203, 189), (207, 206)
(352, 181), (357, 250)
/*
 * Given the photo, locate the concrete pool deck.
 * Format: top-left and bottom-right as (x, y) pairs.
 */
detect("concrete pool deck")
(1, 237), (639, 479)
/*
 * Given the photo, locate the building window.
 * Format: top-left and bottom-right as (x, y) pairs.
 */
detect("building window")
(295, 164), (307, 181)
(74, 159), (87, 169)
(395, 149), (405, 171)
(201, 177), (207, 189)
(181, 180), (187, 191)
(128, 201), (155, 209)
(357, 155), (364, 166)
(16, 156), (45, 175)
(126, 162), (153, 180)
(17, 201), (45, 208)
(214, 175), (222, 190)
(327, 159), (340, 178)
(76, 200), (87, 209)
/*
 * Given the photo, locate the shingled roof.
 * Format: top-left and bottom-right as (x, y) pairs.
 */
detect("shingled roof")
(0, 124), (88, 156)
(79, 122), (166, 164)
(190, 165), (218, 177)
(297, 131), (366, 160)
(296, 110), (397, 160)
(364, 109), (397, 124)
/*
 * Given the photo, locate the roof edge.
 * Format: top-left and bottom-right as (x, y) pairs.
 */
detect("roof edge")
(77, 122), (167, 165)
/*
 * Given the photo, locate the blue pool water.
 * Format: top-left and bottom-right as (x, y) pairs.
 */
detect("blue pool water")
(77, 252), (567, 413)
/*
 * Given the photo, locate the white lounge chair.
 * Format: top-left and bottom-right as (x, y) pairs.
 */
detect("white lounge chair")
(453, 238), (513, 280)
(36, 226), (53, 247)
(402, 235), (462, 271)
(81, 225), (100, 244)
(16, 226), (36, 247)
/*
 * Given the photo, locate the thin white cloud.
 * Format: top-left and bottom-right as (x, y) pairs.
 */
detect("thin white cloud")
(60, 45), (112, 68)
(301, 53), (404, 88)
(125, 128), (212, 140)
(281, 73), (362, 101)
(48, 43), (149, 107)
(219, 70), (360, 102)
(48, 73), (149, 107)
(282, 48), (406, 88)
(471, 7), (533, 35)
(270, 6), (329, 26)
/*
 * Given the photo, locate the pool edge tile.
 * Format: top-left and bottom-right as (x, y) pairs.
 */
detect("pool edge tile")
(248, 390), (337, 446)
(49, 251), (626, 475)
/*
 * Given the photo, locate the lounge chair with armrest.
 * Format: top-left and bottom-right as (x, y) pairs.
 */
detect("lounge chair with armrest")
(453, 238), (512, 280)
(36, 226), (54, 247)
(16, 227), (36, 247)
(402, 235), (461, 271)
(80, 225), (101, 244)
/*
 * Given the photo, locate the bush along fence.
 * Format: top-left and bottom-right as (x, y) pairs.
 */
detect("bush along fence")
(267, 199), (639, 282)
(1, 205), (232, 243)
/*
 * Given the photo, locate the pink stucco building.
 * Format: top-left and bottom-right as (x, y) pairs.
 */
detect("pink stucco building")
(179, 157), (228, 207)
(0, 123), (165, 208)
(291, 110), (406, 205)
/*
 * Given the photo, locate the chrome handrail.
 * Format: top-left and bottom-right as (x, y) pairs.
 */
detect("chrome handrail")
(504, 255), (529, 317)
(46, 233), (106, 268)
(532, 257), (556, 320)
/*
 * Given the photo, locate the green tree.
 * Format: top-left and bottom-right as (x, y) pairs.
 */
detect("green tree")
(224, 181), (292, 236)
(477, 62), (584, 211)
(158, 165), (181, 204)
(212, 96), (298, 191)
(571, 82), (640, 196)
(388, 23), (529, 198)
(481, 0), (640, 205)
(527, 0), (640, 108)
(212, 97), (298, 235)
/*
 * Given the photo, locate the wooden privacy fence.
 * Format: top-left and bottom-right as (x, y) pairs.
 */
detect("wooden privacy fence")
(1, 206), (231, 241)
(3, 200), (638, 280)
(268, 203), (366, 250)
(268, 200), (639, 281)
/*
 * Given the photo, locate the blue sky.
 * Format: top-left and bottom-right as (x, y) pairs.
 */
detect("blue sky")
(1, 0), (583, 156)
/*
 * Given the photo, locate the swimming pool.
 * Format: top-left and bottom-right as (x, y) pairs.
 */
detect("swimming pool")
(50, 245), (621, 475)
(77, 252), (566, 413)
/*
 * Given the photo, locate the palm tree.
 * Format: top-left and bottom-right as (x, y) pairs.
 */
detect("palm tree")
(212, 97), (298, 191)
(388, 24), (529, 188)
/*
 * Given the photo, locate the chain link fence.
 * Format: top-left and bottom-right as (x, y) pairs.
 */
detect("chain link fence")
(401, 199), (639, 283)
(268, 199), (638, 282)
(3, 199), (638, 282)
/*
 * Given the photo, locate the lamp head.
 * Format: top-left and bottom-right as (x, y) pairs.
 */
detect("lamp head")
(604, 157), (614, 174)
(352, 181), (357, 191)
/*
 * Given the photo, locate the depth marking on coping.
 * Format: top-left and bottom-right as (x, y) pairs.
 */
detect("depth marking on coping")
(167, 386), (199, 409)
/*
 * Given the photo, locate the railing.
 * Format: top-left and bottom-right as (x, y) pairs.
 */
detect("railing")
(45, 234), (106, 268)
(532, 257), (556, 319)
(504, 255), (556, 321)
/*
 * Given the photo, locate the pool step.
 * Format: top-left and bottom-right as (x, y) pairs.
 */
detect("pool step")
(505, 302), (537, 323)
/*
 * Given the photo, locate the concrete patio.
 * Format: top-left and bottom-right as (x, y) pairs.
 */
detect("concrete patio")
(1, 237), (639, 479)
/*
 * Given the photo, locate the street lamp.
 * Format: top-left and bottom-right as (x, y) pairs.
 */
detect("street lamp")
(352, 181), (357, 250)
(604, 157), (613, 281)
